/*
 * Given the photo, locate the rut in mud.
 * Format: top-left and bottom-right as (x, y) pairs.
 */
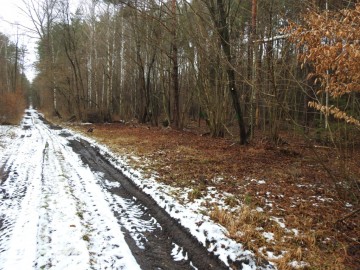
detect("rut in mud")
(68, 137), (229, 270)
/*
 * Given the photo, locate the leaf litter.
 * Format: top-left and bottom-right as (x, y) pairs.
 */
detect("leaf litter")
(66, 120), (359, 269)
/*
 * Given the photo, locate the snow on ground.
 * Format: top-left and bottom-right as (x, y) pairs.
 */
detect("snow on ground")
(0, 109), (141, 270)
(0, 126), (19, 163)
(100, 177), (162, 251)
(70, 130), (276, 269)
(0, 109), (278, 269)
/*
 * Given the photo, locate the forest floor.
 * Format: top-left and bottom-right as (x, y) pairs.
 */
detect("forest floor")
(68, 120), (360, 270)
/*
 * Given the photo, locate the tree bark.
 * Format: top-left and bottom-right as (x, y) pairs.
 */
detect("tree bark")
(171, 0), (180, 128)
(250, 0), (257, 138)
(210, 0), (247, 144)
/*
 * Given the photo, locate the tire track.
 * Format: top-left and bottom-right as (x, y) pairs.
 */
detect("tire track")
(68, 138), (228, 270)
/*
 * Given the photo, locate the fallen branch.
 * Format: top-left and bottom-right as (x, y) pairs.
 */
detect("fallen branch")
(223, 124), (233, 137)
(336, 208), (360, 223)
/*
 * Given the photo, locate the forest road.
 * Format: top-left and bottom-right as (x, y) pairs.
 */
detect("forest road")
(0, 109), (228, 270)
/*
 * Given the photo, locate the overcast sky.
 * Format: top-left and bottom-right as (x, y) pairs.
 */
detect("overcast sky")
(0, 0), (80, 82)
(0, 0), (37, 81)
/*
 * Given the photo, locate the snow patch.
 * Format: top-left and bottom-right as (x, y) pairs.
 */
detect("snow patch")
(288, 260), (310, 269)
(0, 110), (141, 270)
(171, 243), (188, 261)
(71, 131), (276, 269)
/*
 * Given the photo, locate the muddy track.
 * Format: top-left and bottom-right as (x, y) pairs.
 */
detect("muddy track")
(67, 136), (229, 270)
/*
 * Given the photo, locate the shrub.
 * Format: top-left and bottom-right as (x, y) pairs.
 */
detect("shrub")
(0, 92), (26, 124)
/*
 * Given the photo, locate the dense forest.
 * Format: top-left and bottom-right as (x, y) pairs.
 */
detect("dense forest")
(0, 33), (30, 124)
(0, 0), (359, 172)
(9, 0), (353, 145)
(1, 1), (359, 268)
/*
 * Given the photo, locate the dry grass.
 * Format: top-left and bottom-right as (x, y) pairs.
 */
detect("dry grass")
(64, 121), (360, 270)
(211, 205), (350, 269)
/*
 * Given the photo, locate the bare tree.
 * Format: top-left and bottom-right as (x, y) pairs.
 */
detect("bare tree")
(21, 0), (59, 114)
(204, 0), (248, 144)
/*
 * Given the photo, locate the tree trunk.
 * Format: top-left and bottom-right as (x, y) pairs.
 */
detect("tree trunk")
(171, 0), (180, 128)
(213, 0), (247, 144)
(250, 0), (257, 139)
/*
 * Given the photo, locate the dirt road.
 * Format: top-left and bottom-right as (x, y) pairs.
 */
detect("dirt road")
(0, 109), (230, 270)
(0, 109), (275, 270)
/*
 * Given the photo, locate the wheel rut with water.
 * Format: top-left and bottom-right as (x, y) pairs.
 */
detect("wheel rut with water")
(68, 137), (228, 270)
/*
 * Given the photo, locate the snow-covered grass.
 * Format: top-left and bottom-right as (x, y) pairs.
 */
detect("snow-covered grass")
(0, 126), (19, 161)
(64, 120), (360, 270)
(69, 130), (276, 269)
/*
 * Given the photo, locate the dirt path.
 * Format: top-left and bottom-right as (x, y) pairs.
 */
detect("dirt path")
(0, 110), (141, 269)
(68, 136), (228, 270)
(0, 110), (231, 270)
